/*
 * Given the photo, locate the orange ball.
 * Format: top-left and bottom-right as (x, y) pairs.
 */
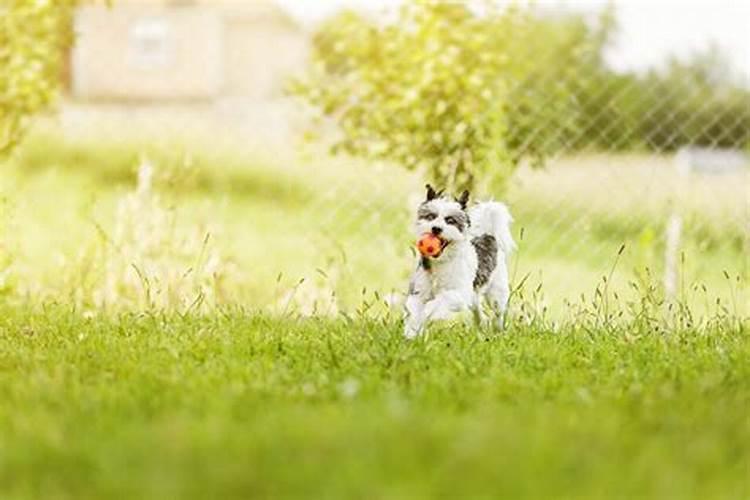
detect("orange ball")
(417, 233), (443, 257)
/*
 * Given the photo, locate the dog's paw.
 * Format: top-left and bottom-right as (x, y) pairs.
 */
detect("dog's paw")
(403, 321), (421, 339)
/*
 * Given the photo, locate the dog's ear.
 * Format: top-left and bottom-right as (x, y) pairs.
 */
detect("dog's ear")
(456, 189), (470, 209)
(425, 184), (438, 201)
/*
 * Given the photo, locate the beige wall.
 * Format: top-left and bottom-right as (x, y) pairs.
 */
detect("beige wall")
(71, 3), (306, 101)
(73, 6), (223, 99)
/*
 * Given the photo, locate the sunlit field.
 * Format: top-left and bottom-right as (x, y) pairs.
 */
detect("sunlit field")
(0, 125), (747, 499)
(2, 1), (749, 498)
(1, 129), (745, 316)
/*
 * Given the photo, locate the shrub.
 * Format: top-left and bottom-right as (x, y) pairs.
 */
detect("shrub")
(0, 1), (78, 155)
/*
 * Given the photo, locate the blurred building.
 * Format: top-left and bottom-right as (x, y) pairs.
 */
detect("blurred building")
(70, 0), (307, 101)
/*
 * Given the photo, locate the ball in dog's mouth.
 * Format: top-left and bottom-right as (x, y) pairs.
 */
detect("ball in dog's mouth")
(417, 233), (446, 258)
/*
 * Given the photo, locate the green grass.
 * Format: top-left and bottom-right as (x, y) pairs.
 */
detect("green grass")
(0, 130), (747, 499)
(0, 307), (747, 499)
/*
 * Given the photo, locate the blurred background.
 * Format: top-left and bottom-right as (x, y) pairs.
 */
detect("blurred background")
(1, 0), (747, 316)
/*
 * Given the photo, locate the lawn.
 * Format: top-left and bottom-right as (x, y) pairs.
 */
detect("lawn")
(0, 307), (747, 499)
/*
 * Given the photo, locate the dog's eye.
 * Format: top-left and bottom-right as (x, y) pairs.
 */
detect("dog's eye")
(445, 216), (457, 225)
(420, 212), (437, 221)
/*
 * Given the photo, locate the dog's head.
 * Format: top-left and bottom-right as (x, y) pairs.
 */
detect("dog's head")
(414, 184), (470, 258)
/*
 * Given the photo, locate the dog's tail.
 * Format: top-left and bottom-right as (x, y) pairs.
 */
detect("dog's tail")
(468, 202), (515, 256)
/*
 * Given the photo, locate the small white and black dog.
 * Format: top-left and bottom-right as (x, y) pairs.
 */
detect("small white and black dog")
(404, 184), (514, 338)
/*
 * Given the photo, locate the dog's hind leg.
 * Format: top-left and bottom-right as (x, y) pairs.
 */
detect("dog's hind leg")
(485, 278), (510, 331)
(472, 300), (485, 325)
(471, 293), (489, 330)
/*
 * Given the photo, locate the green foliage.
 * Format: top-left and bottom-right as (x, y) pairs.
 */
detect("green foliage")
(0, 0), (78, 154)
(293, 2), (750, 191)
(571, 46), (750, 151)
(633, 50), (750, 150)
(291, 2), (609, 192)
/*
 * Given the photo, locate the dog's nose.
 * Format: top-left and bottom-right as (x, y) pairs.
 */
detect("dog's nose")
(431, 226), (442, 235)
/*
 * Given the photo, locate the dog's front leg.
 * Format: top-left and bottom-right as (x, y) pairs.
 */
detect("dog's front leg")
(423, 290), (471, 322)
(403, 293), (426, 338)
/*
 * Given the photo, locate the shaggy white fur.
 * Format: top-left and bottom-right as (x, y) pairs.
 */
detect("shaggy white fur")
(404, 185), (514, 338)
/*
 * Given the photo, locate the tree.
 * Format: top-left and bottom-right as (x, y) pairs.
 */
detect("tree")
(290, 1), (607, 193)
(0, 0), (78, 155)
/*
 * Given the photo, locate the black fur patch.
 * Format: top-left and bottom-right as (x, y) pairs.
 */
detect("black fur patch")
(417, 205), (437, 221)
(420, 256), (432, 271)
(472, 234), (497, 289)
(445, 211), (469, 233)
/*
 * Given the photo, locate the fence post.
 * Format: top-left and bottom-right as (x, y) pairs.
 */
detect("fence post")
(664, 149), (689, 299)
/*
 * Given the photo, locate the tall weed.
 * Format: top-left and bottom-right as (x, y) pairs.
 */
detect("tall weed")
(69, 158), (228, 313)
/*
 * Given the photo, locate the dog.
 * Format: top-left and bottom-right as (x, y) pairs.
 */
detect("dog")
(404, 184), (514, 338)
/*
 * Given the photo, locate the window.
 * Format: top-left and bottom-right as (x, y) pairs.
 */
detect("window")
(129, 17), (171, 69)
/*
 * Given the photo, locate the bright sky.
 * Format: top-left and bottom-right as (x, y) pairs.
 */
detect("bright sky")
(276, 0), (750, 80)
